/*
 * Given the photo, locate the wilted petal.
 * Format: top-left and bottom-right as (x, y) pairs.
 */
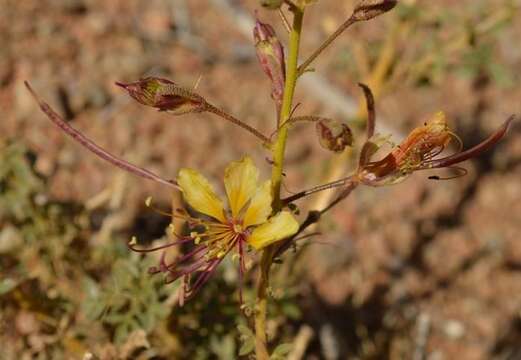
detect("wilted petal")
(224, 157), (259, 218)
(248, 211), (299, 250)
(177, 169), (225, 222)
(358, 133), (393, 167)
(243, 180), (272, 228)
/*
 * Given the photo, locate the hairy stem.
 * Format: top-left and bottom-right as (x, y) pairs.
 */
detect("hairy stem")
(298, 16), (356, 75)
(255, 7), (305, 360)
(205, 103), (270, 144)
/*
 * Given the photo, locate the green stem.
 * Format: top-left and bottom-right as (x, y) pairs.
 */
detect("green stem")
(271, 8), (304, 211)
(254, 7), (304, 360)
(254, 250), (272, 360)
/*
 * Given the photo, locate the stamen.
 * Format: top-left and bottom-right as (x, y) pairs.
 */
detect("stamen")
(163, 245), (208, 271)
(144, 197), (175, 218)
(238, 239), (245, 305)
(128, 236), (193, 253)
(185, 259), (221, 300)
(448, 130), (464, 152)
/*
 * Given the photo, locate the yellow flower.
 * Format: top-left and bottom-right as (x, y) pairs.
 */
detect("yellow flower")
(132, 156), (299, 302)
(177, 156), (299, 251)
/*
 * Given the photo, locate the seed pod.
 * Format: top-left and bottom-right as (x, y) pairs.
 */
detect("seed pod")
(315, 118), (353, 153)
(116, 77), (207, 115)
(253, 18), (286, 107)
(352, 0), (397, 21)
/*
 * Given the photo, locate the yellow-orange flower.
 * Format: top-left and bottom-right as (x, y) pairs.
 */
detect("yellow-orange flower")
(134, 156), (299, 302)
(177, 156), (299, 251)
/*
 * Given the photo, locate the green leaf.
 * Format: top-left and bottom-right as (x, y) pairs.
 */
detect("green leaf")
(237, 324), (255, 356)
(0, 278), (17, 295)
(210, 334), (236, 360)
(238, 337), (255, 356)
(237, 324), (254, 338)
(271, 343), (293, 359)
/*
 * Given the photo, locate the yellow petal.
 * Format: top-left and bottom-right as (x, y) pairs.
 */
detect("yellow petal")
(247, 211), (299, 250)
(243, 180), (272, 227)
(224, 156), (259, 218)
(177, 168), (225, 222)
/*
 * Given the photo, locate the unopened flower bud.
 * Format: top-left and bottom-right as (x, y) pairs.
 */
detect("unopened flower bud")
(352, 0), (397, 21)
(316, 118), (353, 153)
(296, 0), (318, 7)
(260, 0), (283, 9)
(253, 18), (286, 106)
(116, 77), (207, 115)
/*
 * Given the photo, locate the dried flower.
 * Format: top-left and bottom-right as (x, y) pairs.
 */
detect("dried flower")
(254, 18), (286, 108)
(358, 112), (514, 185)
(130, 157), (299, 302)
(116, 77), (207, 115)
(315, 118), (353, 153)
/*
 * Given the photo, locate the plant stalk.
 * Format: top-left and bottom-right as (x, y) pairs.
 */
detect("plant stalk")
(254, 7), (305, 360)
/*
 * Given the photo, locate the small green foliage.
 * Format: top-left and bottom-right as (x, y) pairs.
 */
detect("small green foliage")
(83, 255), (176, 344)
(237, 323), (256, 356)
(0, 142), (43, 221)
(271, 343), (293, 359)
(0, 278), (18, 295)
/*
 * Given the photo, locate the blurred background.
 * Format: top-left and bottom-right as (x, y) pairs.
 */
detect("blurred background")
(1, 0), (521, 359)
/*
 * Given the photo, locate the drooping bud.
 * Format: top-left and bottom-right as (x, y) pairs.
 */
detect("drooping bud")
(315, 118), (353, 153)
(253, 18), (286, 108)
(352, 0), (397, 21)
(116, 77), (207, 115)
(260, 0), (283, 10)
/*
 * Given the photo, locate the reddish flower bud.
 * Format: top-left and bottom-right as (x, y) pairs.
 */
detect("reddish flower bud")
(116, 77), (207, 115)
(315, 118), (353, 153)
(352, 0), (397, 22)
(253, 18), (286, 107)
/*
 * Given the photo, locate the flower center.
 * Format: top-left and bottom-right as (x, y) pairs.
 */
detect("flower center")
(232, 223), (244, 234)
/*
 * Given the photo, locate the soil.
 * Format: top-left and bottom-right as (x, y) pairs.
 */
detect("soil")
(1, 1), (520, 359)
